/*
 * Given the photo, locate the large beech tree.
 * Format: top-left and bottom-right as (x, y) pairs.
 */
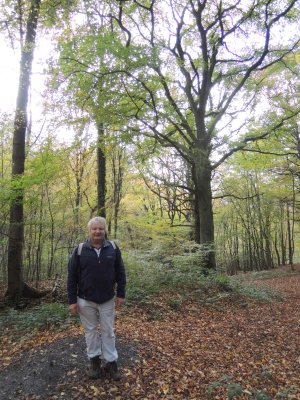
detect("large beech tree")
(93, 0), (300, 269)
(48, 0), (299, 269)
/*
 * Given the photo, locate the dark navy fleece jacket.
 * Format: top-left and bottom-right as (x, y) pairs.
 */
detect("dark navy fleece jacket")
(67, 240), (126, 305)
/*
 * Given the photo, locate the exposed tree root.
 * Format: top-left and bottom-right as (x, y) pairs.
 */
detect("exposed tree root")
(22, 282), (49, 298)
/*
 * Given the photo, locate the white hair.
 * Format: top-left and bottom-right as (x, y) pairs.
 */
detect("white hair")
(87, 216), (107, 232)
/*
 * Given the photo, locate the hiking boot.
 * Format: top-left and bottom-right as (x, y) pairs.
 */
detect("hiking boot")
(86, 356), (101, 379)
(105, 361), (121, 381)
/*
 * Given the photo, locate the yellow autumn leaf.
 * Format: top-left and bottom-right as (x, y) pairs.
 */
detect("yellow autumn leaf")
(161, 384), (169, 395)
(90, 385), (100, 396)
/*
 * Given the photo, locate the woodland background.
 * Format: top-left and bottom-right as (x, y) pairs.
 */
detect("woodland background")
(0, 0), (299, 297)
(0, 2), (300, 399)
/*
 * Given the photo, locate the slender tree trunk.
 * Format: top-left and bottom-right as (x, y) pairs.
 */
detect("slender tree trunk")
(35, 190), (44, 284)
(274, 231), (281, 266)
(6, 0), (41, 300)
(286, 204), (294, 269)
(288, 174), (296, 269)
(112, 149), (124, 239)
(255, 191), (267, 269)
(264, 211), (274, 269)
(74, 154), (81, 225)
(280, 203), (286, 266)
(0, 138), (4, 179)
(97, 122), (106, 218)
(46, 184), (55, 278)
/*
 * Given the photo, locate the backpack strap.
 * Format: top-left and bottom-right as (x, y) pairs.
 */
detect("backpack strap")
(77, 240), (116, 255)
(108, 240), (117, 250)
(77, 242), (84, 256)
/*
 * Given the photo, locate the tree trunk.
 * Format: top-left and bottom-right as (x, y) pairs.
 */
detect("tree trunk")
(286, 204), (294, 269)
(274, 231), (281, 266)
(192, 151), (216, 269)
(280, 203), (286, 266)
(97, 122), (106, 218)
(112, 149), (124, 239)
(6, 0), (41, 300)
(191, 163), (201, 243)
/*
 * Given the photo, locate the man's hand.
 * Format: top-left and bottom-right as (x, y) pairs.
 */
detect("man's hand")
(69, 303), (79, 315)
(115, 297), (125, 308)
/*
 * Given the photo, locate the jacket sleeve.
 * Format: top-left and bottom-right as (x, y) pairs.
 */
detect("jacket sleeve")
(67, 247), (79, 305)
(115, 246), (126, 298)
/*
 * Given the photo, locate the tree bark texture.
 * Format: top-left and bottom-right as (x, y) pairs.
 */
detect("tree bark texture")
(112, 150), (124, 239)
(6, 0), (41, 300)
(192, 149), (215, 269)
(97, 122), (106, 218)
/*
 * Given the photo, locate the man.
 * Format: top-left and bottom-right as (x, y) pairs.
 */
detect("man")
(67, 216), (126, 381)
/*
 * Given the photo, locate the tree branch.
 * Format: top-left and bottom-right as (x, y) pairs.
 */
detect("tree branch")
(212, 111), (300, 169)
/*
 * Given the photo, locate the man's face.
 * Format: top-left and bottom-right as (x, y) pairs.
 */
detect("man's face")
(89, 222), (106, 243)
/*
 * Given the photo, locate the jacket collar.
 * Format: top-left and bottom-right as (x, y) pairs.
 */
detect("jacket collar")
(86, 239), (110, 249)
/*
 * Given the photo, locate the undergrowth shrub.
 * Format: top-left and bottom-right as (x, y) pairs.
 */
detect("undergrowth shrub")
(0, 302), (72, 336)
(124, 242), (283, 304)
(209, 274), (232, 291)
(123, 251), (167, 303)
(233, 283), (283, 302)
(124, 242), (212, 302)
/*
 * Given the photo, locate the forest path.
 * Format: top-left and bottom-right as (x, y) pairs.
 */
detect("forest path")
(0, 269), (299, 399)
